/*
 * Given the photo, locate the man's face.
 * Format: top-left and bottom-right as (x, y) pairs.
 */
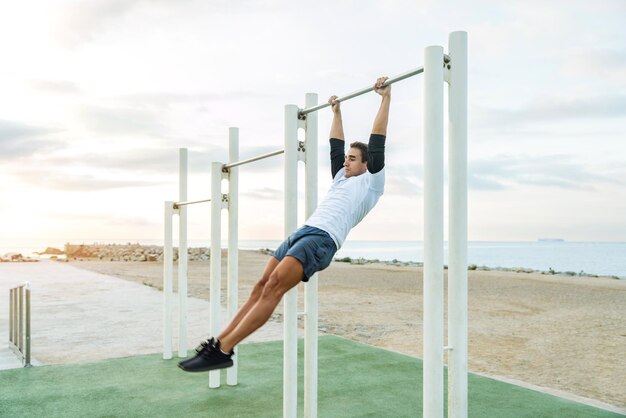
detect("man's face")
(343, 147), (368, 178)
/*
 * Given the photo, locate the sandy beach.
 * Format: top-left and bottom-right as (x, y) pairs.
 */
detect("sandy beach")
(67, 250), (625, 409)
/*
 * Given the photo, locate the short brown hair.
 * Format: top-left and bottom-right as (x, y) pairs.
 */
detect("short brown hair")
(349, 141), (368, 163)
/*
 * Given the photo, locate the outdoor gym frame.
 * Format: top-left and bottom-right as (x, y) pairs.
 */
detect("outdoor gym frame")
(163, 31), (468, 418)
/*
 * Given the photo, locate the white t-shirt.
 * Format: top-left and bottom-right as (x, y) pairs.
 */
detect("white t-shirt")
(305, 167), (385, 249)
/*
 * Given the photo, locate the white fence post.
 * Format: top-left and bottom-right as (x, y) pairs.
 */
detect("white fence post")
(304, 93), (319, 418)
(209, 162), (223, 388)
(283, 104), (299, 418)
(227, 127), (240, 386)
(423, 44), (445, 418)
(178, 148), (188, 358)
(448, 31), (469, 418)
(163, 201), (174, 360)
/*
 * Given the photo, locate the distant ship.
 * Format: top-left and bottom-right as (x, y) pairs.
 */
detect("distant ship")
(538, 238), (565, 242)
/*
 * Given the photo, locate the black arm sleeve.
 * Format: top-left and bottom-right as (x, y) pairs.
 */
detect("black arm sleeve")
(330, 138), (345, 179)
(367, 133), (386, 174)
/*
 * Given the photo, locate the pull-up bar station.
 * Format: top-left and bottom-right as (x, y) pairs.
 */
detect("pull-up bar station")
(163, 31), (468, 418)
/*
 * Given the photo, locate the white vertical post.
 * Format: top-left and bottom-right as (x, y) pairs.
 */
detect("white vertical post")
(284, 104), (299, 418)
(209, 162), (223, 388)
(423, 45), (445, 418)
(227, 127), (240, 386)
(163, 201), (174, 360)
(448, 31), (468, 418)
(178, 148), (189, 358)
(24, 282), (31, 367)
(303, 93), (319, 418)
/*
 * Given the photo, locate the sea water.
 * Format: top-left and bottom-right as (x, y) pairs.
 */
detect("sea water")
(333, 240), (626, 279)
(1, 238), (624, 279)
(241, 240), (626, 279)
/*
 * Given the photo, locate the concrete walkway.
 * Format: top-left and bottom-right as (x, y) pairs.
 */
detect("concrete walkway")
(0, 261), (284, 369)
(0, 345), (29, 370)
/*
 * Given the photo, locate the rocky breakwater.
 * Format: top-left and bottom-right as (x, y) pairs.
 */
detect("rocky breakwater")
(61, 243), (211, 262)
(0, 253), (38, 262)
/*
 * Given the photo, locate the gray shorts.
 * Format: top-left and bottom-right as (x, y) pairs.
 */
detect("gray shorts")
(273, 225), (337, 282)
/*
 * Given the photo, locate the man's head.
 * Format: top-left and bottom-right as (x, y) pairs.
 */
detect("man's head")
(344, 141), (368, 178)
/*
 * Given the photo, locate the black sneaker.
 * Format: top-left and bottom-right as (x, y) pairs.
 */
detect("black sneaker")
(177, 337), (215, 370)
(178, 340), (234, 372)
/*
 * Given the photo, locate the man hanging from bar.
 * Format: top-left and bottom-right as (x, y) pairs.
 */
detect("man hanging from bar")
(179, 76), (391, 372)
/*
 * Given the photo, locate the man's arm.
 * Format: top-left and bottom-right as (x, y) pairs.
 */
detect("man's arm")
(371, 76), (391, 136)
(328, 95), (345, 178)
(329, 95), (345, 140)
(368, 77), (391, 174)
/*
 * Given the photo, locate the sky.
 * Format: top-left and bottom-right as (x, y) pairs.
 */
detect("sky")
(1, 0), (625, 244)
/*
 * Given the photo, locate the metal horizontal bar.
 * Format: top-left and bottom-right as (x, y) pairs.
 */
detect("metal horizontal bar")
(299, 66), (423, 116)
(300, 56), (450, 116)
(173, 198), (211, 209)
(223, 148), (285, 169)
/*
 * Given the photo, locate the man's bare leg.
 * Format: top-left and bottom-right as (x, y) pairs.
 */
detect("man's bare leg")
(216, 256), (280, 341)
(178, 256), (303, 372)
(219, 256), (303, 352)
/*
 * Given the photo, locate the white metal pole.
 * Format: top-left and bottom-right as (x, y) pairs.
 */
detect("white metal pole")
(24, 282), (31, 367)
(209, 162), (223, 388)
(284, 104), (299, 418)
(303, 93), (319, 418)
(163, 201), (174, 360)
(178, 148), (189, 358)
(227, 127), (240, 386)
(448, 31), (469, 418)
(423, 45), (445, 418)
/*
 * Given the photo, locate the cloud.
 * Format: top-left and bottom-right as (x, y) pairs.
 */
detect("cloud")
(2, 124), (228, 191)
(55, 0), (141, 48)
(561, 48), (626, 87)
(41, 149), (175, 174)
(0, 120), (60, 141)
(0, 120), (65, 160)
(469, 154), (626, 191)
(118, 91), (273, 108)
(527, 95), (626, 120)
(467, 175), (507, 191)
(43, 210), (160, 231)
(385, 174), (423, 196)
(473, 94), (626, 131)
(4, 144), (202, 193)
(72, 91), (276, 143)
(241, 187), (282, 200)
(25, 80), (83, 96)
(383, 165), (424, 196)
(53, 0), (285, 49)
(14, 170), (162, 191)
(19, 145), (226, 179)
(76, 103), (165, 136)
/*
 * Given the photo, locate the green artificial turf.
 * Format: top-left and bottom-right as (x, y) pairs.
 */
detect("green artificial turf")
(0, 335), (621, 417)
